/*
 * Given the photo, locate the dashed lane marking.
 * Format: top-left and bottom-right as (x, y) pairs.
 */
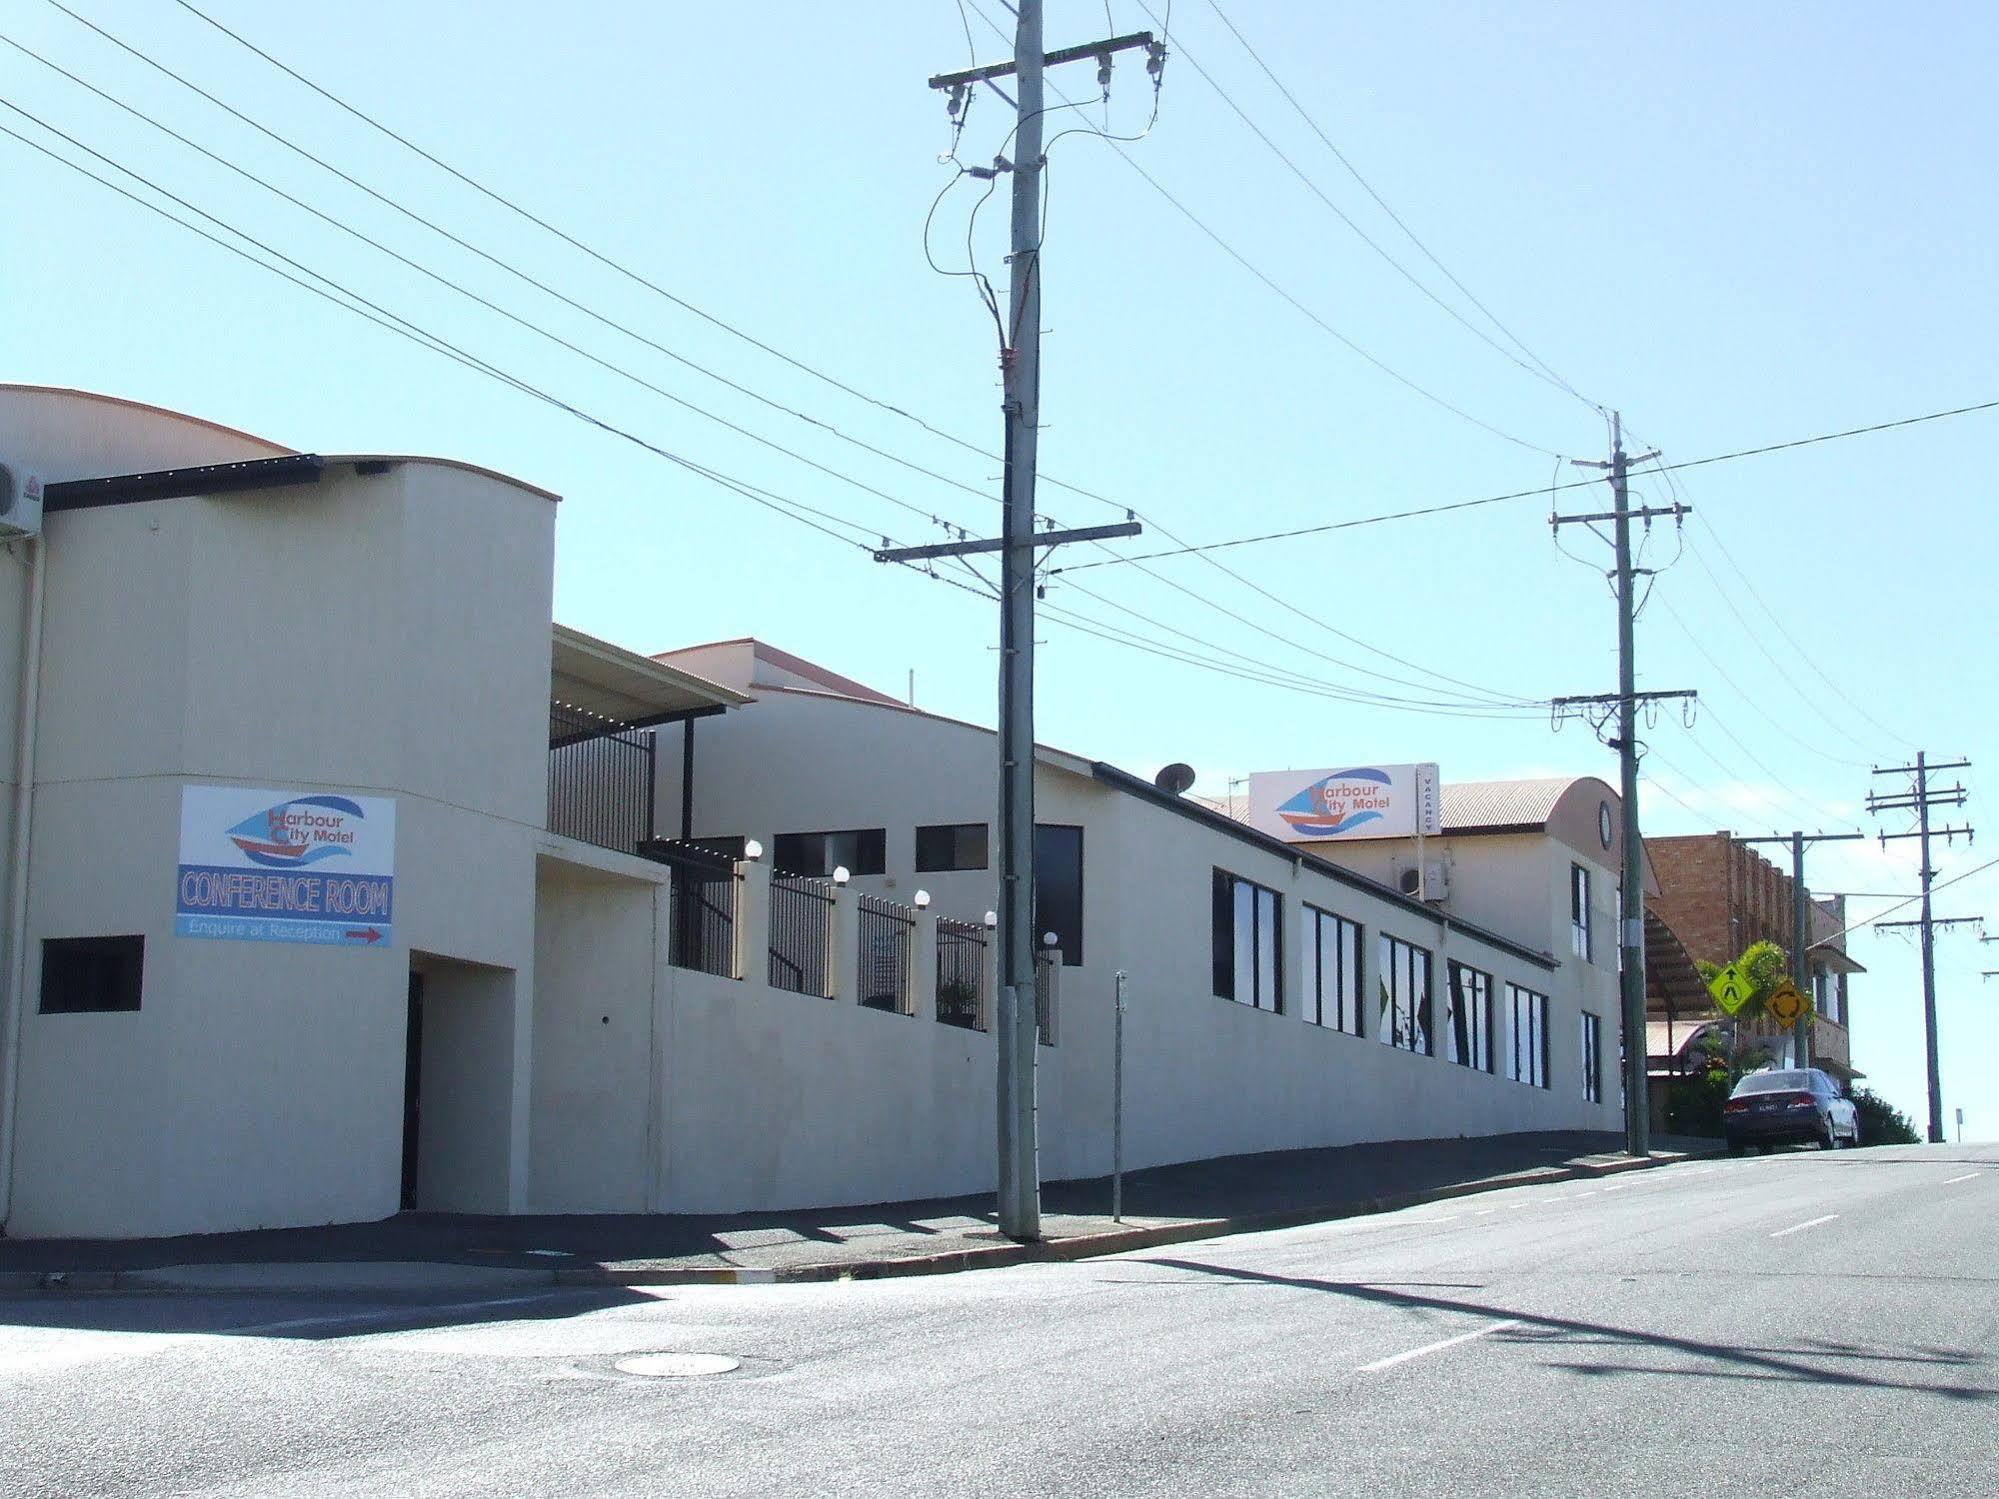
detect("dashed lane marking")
(1358, 1319), (1523, 1373)
(1942, 1172), (1982, 1185)
(1769, 1214), (1839, 1239)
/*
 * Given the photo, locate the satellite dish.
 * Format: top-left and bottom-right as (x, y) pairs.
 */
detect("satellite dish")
(1154, 762), (1197, 796)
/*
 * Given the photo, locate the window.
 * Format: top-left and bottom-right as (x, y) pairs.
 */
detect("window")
(1300, 906), (1363, 1035)
(1376, 935), (1433, 1054)
(1444, 961), (1491, 1070)
(1582, 1011), (1603, 1102)
(1505, 984), (1549, 1088)
(39, 935), (144, 1014)
(1033, 824), (1084, 967)
(915, 823), (988, 872)
(1570, 864), (1593, 962)
(773, 828), (886, 878)
(1212, 869), (1282, 1011)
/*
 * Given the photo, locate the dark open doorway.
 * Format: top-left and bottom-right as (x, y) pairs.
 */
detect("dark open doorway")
(400, 970), (424, 1211)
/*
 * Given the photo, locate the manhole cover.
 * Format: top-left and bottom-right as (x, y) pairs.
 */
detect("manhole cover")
(614, 1353), (741, 1379)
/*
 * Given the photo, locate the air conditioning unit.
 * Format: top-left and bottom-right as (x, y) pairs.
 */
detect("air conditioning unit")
(1397, 861), (1449, 902)
(0, 462), (45, 539)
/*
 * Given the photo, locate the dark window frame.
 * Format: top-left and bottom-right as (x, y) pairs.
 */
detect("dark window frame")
(1505, 983), (1550, 1089)
(1570, 863), (1593, 963)
(39, 935), (145, 1015)
(1212, 868), (1284, 1013)
(1581, 1010), (1603, 1103)
(1376, 934), (1434, 1055)
(915, 822), (989, 873)
(1444, 960), (1492, 1071)
(1033, 823), (1085, 968)
(772, 827), (887, 879)
(1300, 903), (1363, 1036)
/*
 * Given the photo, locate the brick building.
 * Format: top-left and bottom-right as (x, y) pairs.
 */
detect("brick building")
(1644, 833), (1861, 1077)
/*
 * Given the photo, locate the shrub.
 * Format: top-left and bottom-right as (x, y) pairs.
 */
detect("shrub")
(1849, 1087), (1921, 1146)
(1665, 1067), (1732, 1138)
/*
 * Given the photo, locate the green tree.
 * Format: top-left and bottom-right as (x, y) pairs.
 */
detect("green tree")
(1849, 1087), (1921, 1146)
(1694, 939), (1791, 1023)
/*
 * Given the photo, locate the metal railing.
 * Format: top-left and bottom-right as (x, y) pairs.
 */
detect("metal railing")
(769, 871), (835, 997)
(858, 893), (916, 1014)
(644, 839), (740, 979)
(547, 700), (656, 855)
(935, 918), (988, 1031)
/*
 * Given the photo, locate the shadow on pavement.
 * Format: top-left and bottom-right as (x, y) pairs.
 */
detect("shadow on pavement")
(1142, 1257), (1997, 1403)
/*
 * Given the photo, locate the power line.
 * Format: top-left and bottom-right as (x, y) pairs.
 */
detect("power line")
(958, 0), (1564, 458)
(1196, 0), (1595, 409)
(1058, 398), (1999, 569)
(11, 14), (1000, 533)
(143, 0), (1527, 717)
(1132, 1), (1588, 406)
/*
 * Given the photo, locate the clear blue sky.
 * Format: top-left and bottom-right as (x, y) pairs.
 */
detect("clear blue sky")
(3, 1), (1992, 1137)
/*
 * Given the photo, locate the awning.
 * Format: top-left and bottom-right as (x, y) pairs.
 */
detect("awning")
(1644, 908), (1710, 1013)
(551, 624), (748, 737)
(1809, 943), (1868, 976)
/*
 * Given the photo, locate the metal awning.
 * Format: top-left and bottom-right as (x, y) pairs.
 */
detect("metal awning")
(1644, 908), (1710, 1013)
(551, 624), (748, 736)
(1809, 944), (1868, 976)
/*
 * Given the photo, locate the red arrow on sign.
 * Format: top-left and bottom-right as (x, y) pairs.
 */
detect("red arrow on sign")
(343, 928), (383, 945)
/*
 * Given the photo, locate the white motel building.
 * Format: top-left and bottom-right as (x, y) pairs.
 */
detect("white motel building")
(0, 386), (1631, 1242)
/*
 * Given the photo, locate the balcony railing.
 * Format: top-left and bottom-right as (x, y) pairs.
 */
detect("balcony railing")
(547, 701), (656, 855)
(936, 918), (988, 1031)
(645, 839), (741, 979)
(770, 870), (835, 997)
(858, 893), (916, 1014)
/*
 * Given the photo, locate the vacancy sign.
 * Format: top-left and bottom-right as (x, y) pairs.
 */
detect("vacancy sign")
(1247, 764), (1443, 843)
(176, 786), (395, 948)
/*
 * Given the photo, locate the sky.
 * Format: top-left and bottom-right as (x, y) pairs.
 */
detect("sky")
(2, 1), (1993, 1137)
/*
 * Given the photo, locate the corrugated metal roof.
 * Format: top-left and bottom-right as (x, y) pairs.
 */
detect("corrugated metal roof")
(1441, 777), (1585, 831)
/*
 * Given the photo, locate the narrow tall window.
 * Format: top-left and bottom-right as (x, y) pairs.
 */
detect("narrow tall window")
(1213, 869), (1283, 1012)
(1377, 935), (1433, 1055)
(1033, 824), (1085, 967)
(1301, 905), (1363, 1036)
(1444, 961), (1492, 1071)
(1581, 1011), (1603, 1102)
(1505, 983), (1550, 1088)
(1570, 864), (1593, 962)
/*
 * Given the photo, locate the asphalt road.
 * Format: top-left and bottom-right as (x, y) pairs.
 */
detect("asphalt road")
(3, 1143), (1993, 1498)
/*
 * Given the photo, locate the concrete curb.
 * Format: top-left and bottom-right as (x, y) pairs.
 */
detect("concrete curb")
(553, 1149), (1708, 1289)
(1, 1149), (1712, 1297)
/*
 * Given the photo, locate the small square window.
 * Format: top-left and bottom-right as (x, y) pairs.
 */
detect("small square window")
(40, 935), (144, 1014)
(915, 823), (988, 872)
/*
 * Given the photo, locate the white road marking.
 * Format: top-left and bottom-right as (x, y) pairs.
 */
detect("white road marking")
(223, 1291), (568, 1339)
(1769, 1214), (1839, 1239)
(1942, 1172), (1982, 1185)
(1471, 1208), (1497, 1217)
(1600, 1182), (1635, 1192)
(1358, 1319), (1522, 1373)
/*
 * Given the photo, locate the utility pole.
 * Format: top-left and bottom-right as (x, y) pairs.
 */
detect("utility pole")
(1552, 412), (1694, 1157)
(1740, 830), (1865, 1067)
(1867, 753), (1974, 1143)
(899, 11), (1157, 1241)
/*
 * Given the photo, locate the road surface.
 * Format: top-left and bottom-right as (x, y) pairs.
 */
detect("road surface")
(3, 1143), (1993, 1497)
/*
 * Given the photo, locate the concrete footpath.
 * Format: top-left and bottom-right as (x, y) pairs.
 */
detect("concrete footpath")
(0, 1131), (1717, 1294)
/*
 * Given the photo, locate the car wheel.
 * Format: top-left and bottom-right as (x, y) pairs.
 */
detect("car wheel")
(1820, 1116), (1838, 1150)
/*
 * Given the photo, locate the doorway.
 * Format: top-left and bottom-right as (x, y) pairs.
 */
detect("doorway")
(400, 970), (424, 1210)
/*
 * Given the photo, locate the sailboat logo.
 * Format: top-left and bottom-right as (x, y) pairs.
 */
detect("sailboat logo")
(1275, 767), (1394, 837)
(225, 795), (365, 869)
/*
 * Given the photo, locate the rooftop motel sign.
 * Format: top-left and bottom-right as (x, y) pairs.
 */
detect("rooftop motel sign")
(1246, 764), (1443, 844)
(175, 786), (396, 948)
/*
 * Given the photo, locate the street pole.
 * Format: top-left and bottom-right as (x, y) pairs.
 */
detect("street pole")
(1868, 752), (1974, 1145)
(1609, 419), (1649, 1155)
(1914, 754), (1941, 1144)
(1554, 416), (1693, 1157)
(905, 14), (1156, 1242)
(1543, 417), (1687, 1159)
(992, 0), (1046, 1243)
(1741, 830), (1866, 1069)
(1112, 969), (1126, 1223)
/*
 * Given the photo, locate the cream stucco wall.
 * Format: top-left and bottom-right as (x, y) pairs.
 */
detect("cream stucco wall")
(0, 395), (558, 1239)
